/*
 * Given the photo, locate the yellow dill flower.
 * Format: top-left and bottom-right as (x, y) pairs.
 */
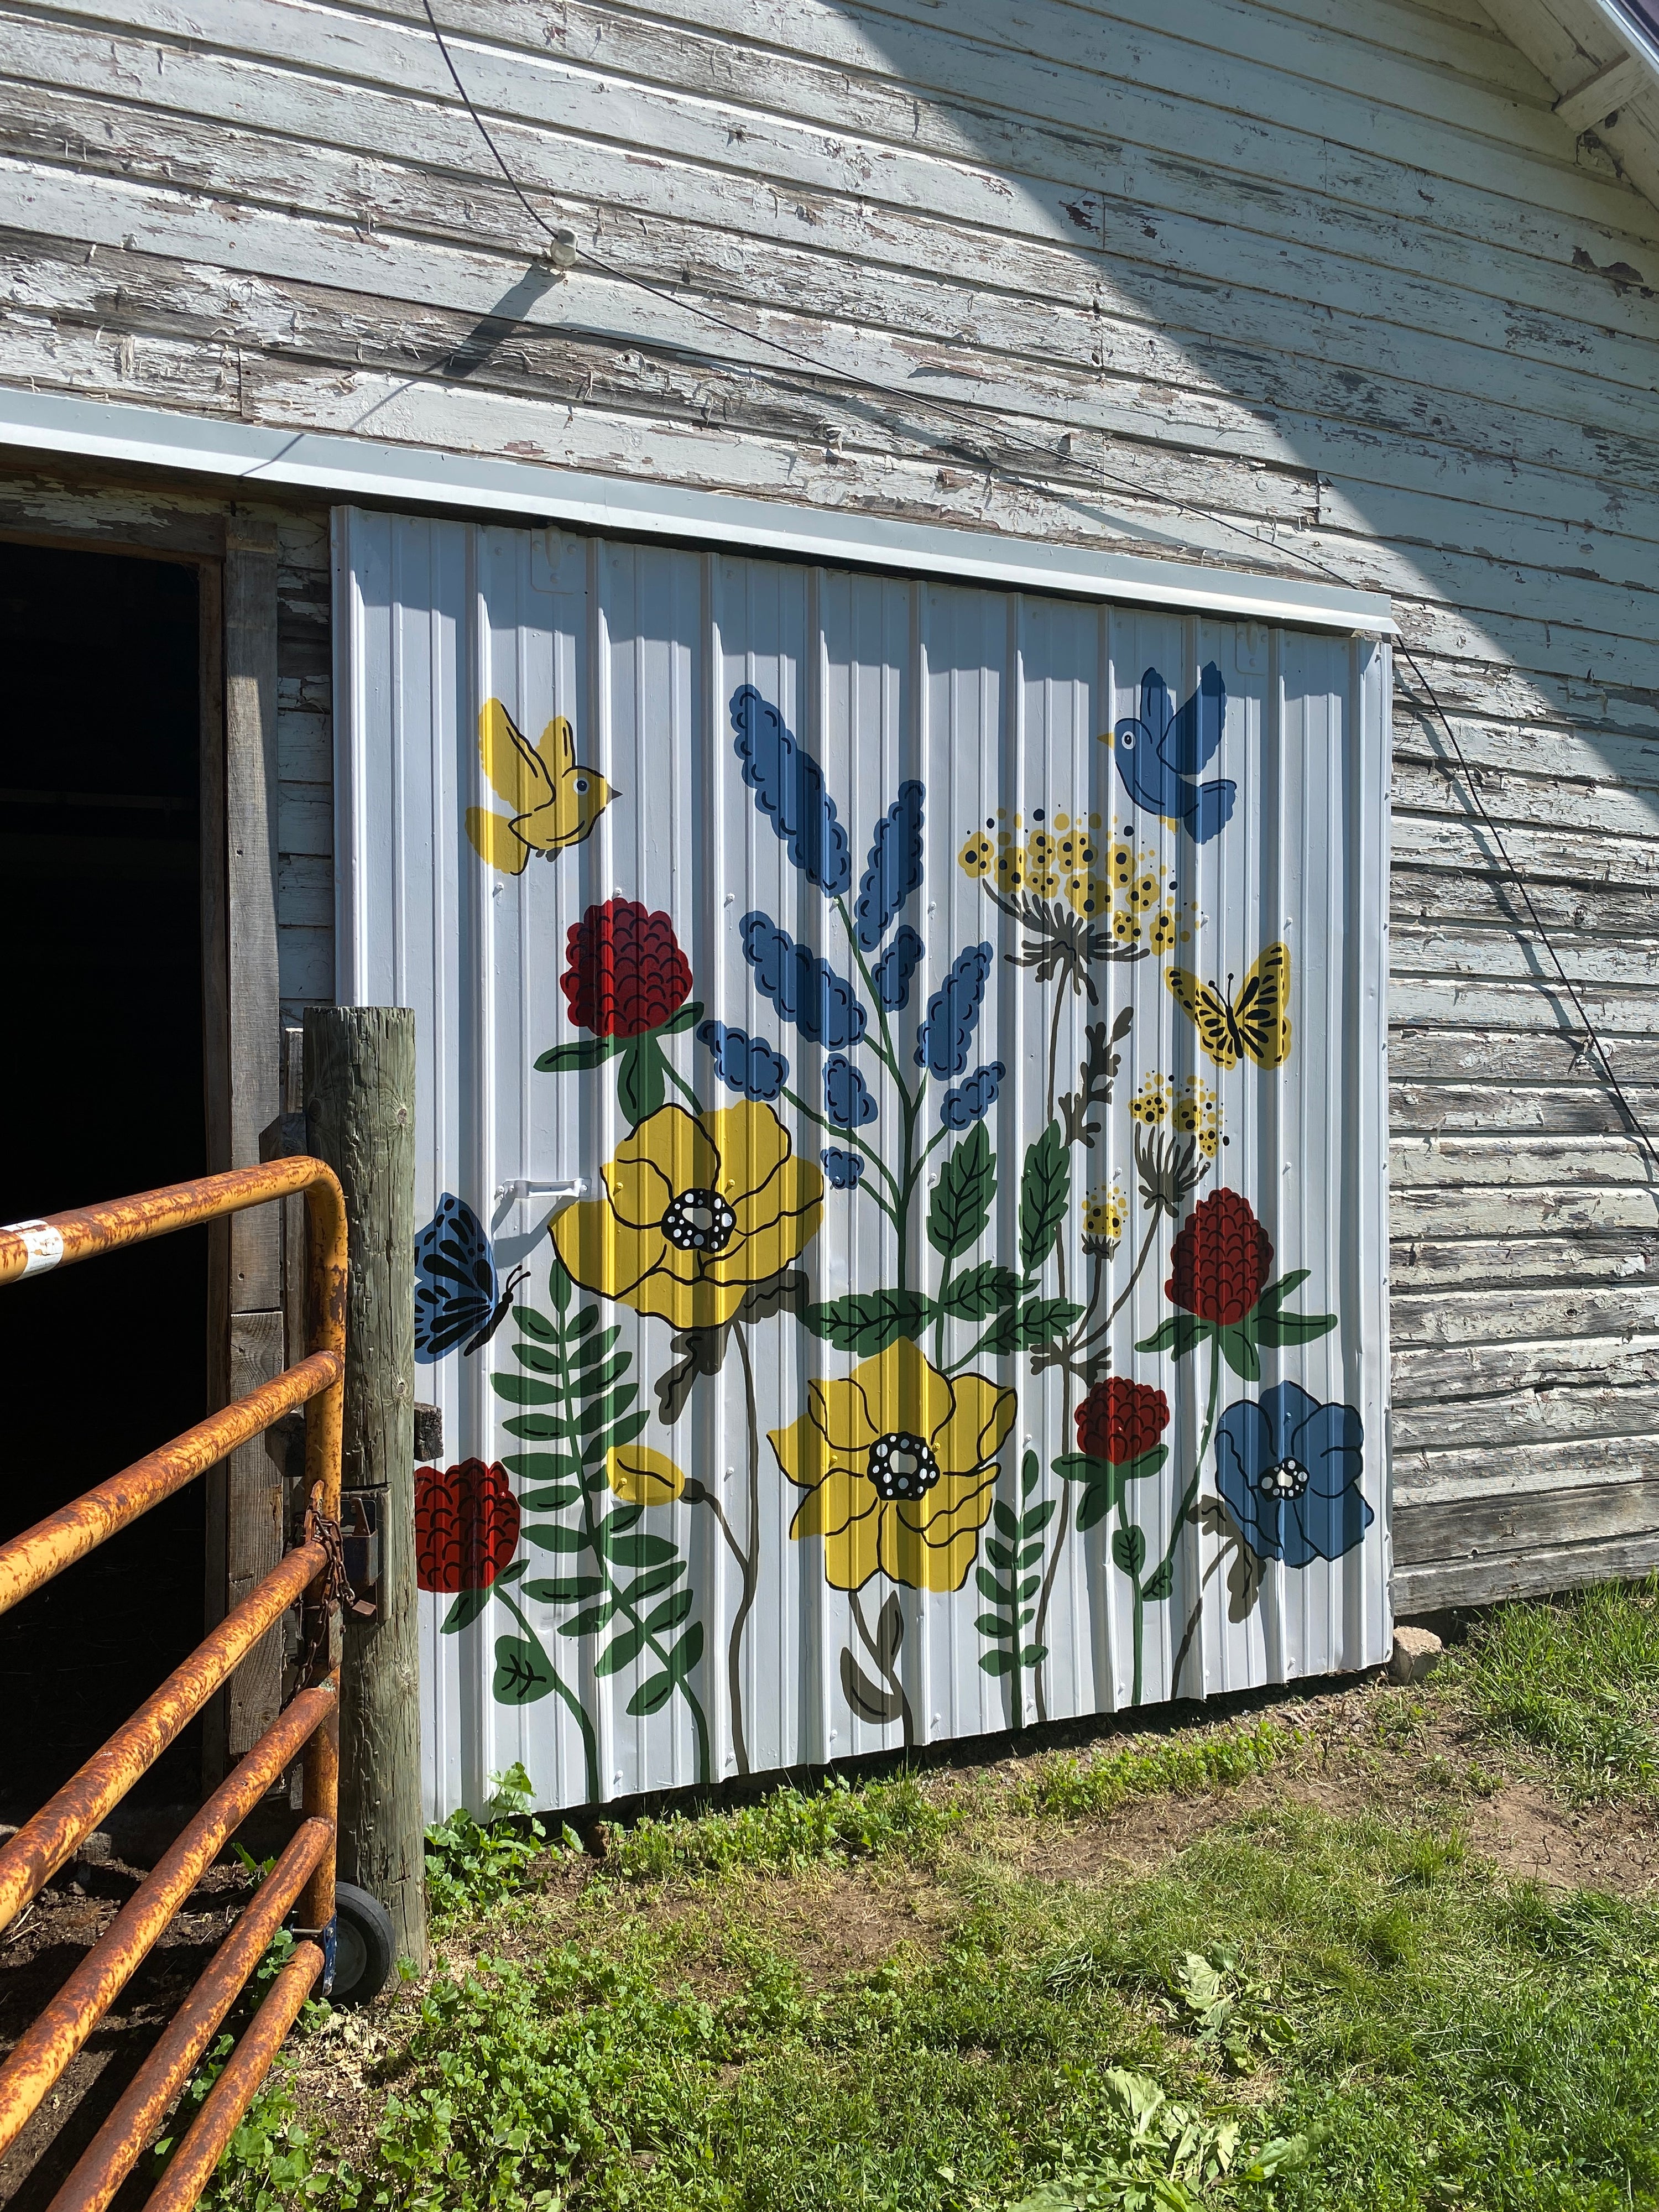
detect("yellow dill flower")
(994, 843), (1026, 891)
(1126, 870), (1161, 912)
(1129, 1073), (1170, 1126)
(1082, 1179), (1127, 1244)
(1175, 1078), (1222, 1159)
(1107, 841), (1135, 885)
(959, 830), (994, 878)
(1112, 908), (1141, 942)
(1149, 907), (1176, 953)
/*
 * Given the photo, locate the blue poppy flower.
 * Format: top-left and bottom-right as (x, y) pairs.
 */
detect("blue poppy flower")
(824, 1053), (877, 1128)
(1214, 1382), (1370, 1568)
(821, 1148), (865, 1188)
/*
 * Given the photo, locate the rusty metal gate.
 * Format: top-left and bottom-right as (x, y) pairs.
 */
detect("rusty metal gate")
(0, 1159), (346, 2212)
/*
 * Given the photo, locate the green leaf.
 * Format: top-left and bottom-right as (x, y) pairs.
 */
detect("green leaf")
(1124, 1443), (1169, 1484)
(622, 1561), (688, 1606)
(524, 1523), (590, 1554)
(1019, 1645), (1049, 1669)
(993, 1500), (1020, 1540)
(557, 1603), (617, 1639)
(602, 1532), (679, 1570)
(1112, 1525), (1147, 1578)
(804, 1290), (935, 1356)
(1053, 1451), (1112, 1486)
(659, 999), (704, 1036)
(644, 1589), (695, 1635)
(1254, 1269), (1311, 1316)
(440, 1588), (492, 1636)
(979, 1298), (1084, 1354)
(938, 1262), (1022, 1320)
(599, 1503), (643, 1538)
(976, 1612), (1018, 1639)
(1135, 1312), (1208, 1359)
(502, 1452), (585, 1484)
(979, 1648), (1018, 1677)
(1019, 1122), (1070, 1275)
(1254, 1307), (1338, 1348)
(518, 1484), (581, 1512)
(1076, 1485), (1117, 1533)
(547, 1260), (574, 1314)
(492, 1636), (557, 1705)
(618, 1035), (667, 1125)
(521, 1575), (604, 1604)
(534, 1035), (623, 1072)
(576, 1384), (638, 1435)
(1216, 1323), (1263, 1380)
(976, 1567), (1007, 1603)
(1021, 1448), (1041, 1498)
(597, 1409), (653, 1456)
(492, 1373), (560, 1405)
(595, 1621), (650, 1676)
(567, 1326), (623, 1369)
(513, 1342), (561, 1375)
(1021, 1499), (1057, 1536)
(1015, 1540), (1044, 1569)
(567, 1306), (600, 1340)
(515, 1307), (559, 1343)
(984, 1538), (1016, 1571)
(1142, 1561), (1176, 1603)
(928, 1123), (996, 1260)
(1014, 1574), (1041, 1603)
(665, 1621), (704, 1682)
(568, 1352), (628, 1397)
(626, 1671), (676, 1717)
(502, 1413), (568, 1442)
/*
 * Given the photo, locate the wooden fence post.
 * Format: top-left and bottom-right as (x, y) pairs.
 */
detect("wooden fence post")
(303, 1005), (427, 1974)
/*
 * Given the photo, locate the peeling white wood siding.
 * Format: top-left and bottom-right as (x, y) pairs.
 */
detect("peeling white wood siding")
(4, 0), (1658, 1613)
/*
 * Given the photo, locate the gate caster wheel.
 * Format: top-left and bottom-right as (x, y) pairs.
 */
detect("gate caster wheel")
(329, 1882), (397, 2006)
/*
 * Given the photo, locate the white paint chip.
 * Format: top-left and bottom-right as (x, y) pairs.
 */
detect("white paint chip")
(2, 1220), (66, 1276)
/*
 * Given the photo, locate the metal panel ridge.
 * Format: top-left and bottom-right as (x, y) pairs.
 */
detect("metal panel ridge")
(340, 509), (1392, 1816)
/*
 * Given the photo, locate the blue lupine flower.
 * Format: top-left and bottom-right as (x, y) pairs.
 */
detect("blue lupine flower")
(1214, 1382), (1371, 1568)
(854, 780), (925, 950)
(915, 943), (993, 1077)
(695, 1019), (789, 1103)
(873, 924), (925, 1011)
(821, 1148), (865, 1189)
(824, 1054), (878, 1128)
(739, 912), (867, 1051)
(729, 684), (852, 895)
(940, 1062), (1005, 1130)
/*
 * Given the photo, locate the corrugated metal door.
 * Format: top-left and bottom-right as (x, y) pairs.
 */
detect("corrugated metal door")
(336, 509), (1391, 1817)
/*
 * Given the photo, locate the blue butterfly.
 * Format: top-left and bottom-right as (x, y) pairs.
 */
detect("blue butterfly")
(1110, 662), (1237, 844)
(414, 1193), (528, 1361)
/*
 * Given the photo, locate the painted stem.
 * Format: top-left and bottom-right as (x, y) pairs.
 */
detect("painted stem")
(849, 1584), (915, 1747)
(660, 1058), (707, 1118)
(494, 1588), (600, 1804)
(727, 1327), (765, 1776)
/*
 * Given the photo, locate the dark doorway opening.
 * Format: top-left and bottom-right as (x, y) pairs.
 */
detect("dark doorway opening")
(0, 541), (208, 1816)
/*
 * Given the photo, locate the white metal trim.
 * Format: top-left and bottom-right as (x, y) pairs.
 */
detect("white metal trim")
(0, 388), (1395, 637)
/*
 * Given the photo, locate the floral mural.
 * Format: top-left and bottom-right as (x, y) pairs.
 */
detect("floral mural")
(404, 627), (1380, 1798)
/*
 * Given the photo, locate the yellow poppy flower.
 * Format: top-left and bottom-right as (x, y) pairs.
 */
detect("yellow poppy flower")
(552, 1101), (823, 1331)
(770, 1338), (1016, 1593)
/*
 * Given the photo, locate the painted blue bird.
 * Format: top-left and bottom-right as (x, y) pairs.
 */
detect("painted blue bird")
(1107, 661), (1236, 844)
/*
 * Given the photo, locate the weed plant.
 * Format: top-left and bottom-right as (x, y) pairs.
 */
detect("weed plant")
(1012, 1719), (1287, 1818)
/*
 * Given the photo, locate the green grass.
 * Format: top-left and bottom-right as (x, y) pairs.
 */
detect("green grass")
(1452, 1577), (1659, 1799)
(185, 1594), (1659, 2212)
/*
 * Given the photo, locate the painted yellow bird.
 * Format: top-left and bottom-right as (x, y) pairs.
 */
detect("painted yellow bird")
(465, 698), (618, 874)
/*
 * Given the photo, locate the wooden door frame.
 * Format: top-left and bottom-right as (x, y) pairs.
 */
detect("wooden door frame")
(0, 478), (289, 1782)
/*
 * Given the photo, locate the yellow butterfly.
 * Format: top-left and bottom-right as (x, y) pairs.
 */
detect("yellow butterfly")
(465, 699), (618, 875)
(1166, 942), (1292, 1071)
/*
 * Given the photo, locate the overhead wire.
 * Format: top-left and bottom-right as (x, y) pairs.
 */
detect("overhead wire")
(414, 0), (1658, 1172)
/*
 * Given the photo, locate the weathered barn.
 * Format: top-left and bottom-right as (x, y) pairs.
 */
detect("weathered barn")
(4, 0), (1659, 1802)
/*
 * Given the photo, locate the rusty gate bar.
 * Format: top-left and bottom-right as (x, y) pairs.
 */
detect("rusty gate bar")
(141, 1942), (327, 2212)
(0, 1158), (348, 2212)
(46, 1822), (333, 2212)
(0, 1352), (342, 1617)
